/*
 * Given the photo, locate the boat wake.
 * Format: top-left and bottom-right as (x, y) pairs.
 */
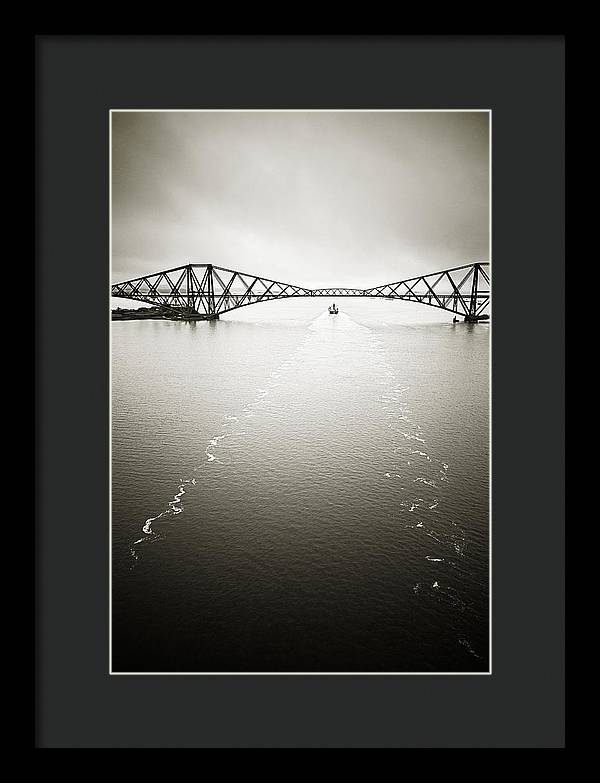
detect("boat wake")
(129, 312), (348, 564)
(129, 308), (480, 667)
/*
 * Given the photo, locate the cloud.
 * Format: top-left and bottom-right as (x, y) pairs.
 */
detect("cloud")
(112, 111), (489, 287)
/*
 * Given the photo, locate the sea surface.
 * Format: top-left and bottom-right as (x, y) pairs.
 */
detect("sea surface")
(111, 298), (489, 672)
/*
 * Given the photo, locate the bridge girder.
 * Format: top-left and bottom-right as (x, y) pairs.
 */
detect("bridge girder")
(111, 263), (490, 320)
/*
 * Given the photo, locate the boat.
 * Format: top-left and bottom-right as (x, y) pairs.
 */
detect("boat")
(328, 304), (339, 315)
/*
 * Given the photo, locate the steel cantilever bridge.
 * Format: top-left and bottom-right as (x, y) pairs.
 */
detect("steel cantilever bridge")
(111, 262), (490, 322)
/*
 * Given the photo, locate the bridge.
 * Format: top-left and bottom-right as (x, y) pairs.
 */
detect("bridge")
(111, 262), (490, 322)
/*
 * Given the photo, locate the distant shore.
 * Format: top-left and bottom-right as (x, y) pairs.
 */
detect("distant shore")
(112, 306), (171, 321)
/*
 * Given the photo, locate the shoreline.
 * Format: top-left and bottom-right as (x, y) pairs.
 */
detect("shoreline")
(112, 311), (170, 321)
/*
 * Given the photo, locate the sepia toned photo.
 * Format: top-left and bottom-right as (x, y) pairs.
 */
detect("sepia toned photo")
(110, 110), (491, 674)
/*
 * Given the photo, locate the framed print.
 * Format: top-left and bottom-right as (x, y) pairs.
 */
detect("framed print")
(36, 34), (564, 748)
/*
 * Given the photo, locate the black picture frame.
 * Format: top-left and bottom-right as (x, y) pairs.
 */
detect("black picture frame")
(35, 34), (565, 748)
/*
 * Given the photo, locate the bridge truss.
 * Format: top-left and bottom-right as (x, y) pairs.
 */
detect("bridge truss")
(111, 262), (490, 321)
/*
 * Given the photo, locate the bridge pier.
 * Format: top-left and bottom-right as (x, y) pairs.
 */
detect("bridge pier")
(180, 313), (219, 321)
(169, 307), (220, 321)
(464, 314), (489, 323)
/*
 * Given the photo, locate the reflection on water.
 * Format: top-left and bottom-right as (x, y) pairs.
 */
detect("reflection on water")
(111, 298), (489, 672)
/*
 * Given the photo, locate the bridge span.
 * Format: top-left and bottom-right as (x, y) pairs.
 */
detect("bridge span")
(111, 262), (490, 322)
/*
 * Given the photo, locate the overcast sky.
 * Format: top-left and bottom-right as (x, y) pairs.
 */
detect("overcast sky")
(111, 111), (489, 289)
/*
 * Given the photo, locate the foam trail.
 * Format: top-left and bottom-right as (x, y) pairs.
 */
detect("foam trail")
(142, 512), (163, 534)
(130, 316), (321, 563)
(367, 326), (472, 630)
(459, 638), (482, 660)
(414, 477), (437, 487)
(410, 449), (431, 461)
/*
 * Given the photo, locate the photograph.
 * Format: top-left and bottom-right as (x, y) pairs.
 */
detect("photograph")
(110, 109), (491, 674)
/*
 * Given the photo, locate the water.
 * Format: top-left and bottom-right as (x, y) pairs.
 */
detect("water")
(111, 299), (489, 672)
